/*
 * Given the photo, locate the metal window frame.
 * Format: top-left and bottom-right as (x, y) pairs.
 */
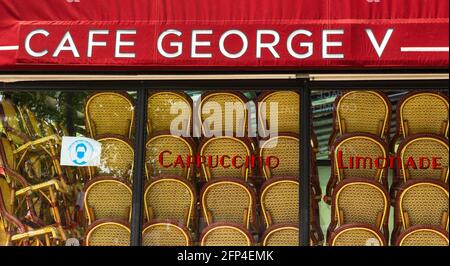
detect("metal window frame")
(1, 72), (448, 247)
(0, 77), (308, 246)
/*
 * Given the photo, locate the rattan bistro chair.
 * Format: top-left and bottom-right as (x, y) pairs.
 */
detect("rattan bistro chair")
(84, 219), (130, 246)
(327, 179), (390, 242)
(145, 132), (196, 180)
(325, 133), (389, 202)
(85, 92), (134, 138)
(329, 91), (391, 147)
(199, 136), (253, 182)
(144, 177), (196, 228)
(394, 92), (448, 145)
(142, 221), (192, 246)
(392, 180), (448, 244)
(0, 100), (63, 180)
(199, 223), (253, 246)
(397, 134), (448, 183)
(89, 134), (134, 181)
(260, 177), (299, 227)
(1, 133), (72, 241)
(257, 91), (300, 136)
(259, 133), (299, 180)
(395, 225), (449, 246)
(1, 176), (63, 246)
(198, 91), (249, 137)
(391, 134), (449, 201)
(200, 178), (256, 229)
(83, 177), (132, 225)
(147, 91), (193, 136)
(261, 224), (299, 246)
(1, 157), (63, 246)
(328, 223), (387, 246)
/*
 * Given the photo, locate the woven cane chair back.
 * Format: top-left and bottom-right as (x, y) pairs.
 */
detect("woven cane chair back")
(330, 224), (386, 246)
(260, 178), (299, 227)
(199, 136), (252, 181)
(84, 178), (132, 224)
(198, 92), (248, 136)
(399, 135), (448, 182)
(145, 134), (194, 180)
(399, 92), (449, 138)
(333, 134), (387, 182)
(84, 220), (130, 246)
(396, 226), (449, 246)
(144, 177), (195, 227)
(94, 136), (134, 180)
(147, 92), (192, 135)
(258, 91), (300, 135)
(398, 181), (448, 230)
(334, 180), (388, 228)
(142, 222), (192, 246)
(260, 135), (299, 179)
(200, 223), (253, 246)
(335, 91), (390, 138)
(261, 225), (299, 246)
(201, 179), (254, 228)
(85, 92), (134, 138)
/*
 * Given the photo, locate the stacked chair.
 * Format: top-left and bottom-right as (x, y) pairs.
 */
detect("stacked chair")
(389, 91), (449, 246)
(143, 91), (196, 246)
(82, 92), (135, 246)
(326, 90), (449, 246)
(327, 179), (390, 246)
(325, 91), (392, 246)
(142, 90), (308, 246)
(258, 91), (323, 245)
(0, 99), (75, 245)
(195, 91), (254, 246)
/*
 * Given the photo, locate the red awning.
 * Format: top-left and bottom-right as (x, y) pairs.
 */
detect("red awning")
(0, 0), (448, 70)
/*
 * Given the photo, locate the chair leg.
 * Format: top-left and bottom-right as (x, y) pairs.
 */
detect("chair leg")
(48, 187), (67, 241)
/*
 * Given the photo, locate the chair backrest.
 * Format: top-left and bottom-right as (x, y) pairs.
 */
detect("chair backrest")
(199, 223), (253, 246)
(332, 133), (387, 183)
(398, 134), (448, 183)
(334, 91), (391, 138)
(260, 177), (299, 227)
(259, 134), (299, 179)
(395, 225), (449, 246)
(0, 134), (16, 169)
(332, 179), (389, 229)
(329, 223), (386, 246)
(397, 92), (449, 138)
(147, 92), (192, 136)
(92, 135), (134, 180)
(0, 99), (27, 145)
(85, 92), (134, 138)
(144, 177), (195, 227)
(17, 107), (44, 139)
(145, 133), (195, 180)
(199, 136), (252, 181)
(257, 91), (300, 135)
(398, 180), (448, 230)
(1, 186), (27, 246)
(142, 221), (192, 246)
(0, 176), (13, 216)
(83, 177), (132, 224)
(198, 91), (248, 137)
(261, 224), (299, 246)
(201, 178), (255, 228)
(84, 220), (130, 246)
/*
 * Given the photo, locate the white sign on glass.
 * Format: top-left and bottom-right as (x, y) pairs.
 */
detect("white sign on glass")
(60, 136), (101, 166)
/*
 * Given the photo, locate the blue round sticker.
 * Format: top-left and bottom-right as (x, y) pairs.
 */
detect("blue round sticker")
(68, 140), (94, 166)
